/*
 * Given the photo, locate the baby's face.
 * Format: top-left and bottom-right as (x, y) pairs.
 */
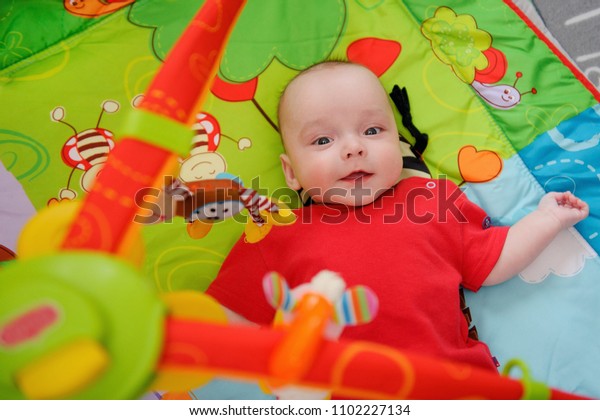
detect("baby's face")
(279, 63), (403, 206)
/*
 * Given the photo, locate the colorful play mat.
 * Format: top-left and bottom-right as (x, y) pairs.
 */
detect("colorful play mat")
(1, 0), (599, 400)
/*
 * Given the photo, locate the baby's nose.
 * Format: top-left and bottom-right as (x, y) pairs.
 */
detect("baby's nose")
(343, 140), (365, 159)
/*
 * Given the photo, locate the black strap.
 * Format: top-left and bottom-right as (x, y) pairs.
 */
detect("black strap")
(390, 85), (429, 159)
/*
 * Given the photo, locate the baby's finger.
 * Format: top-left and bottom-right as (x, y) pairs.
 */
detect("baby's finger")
(557, 192), (584, 208)
(554, 191), (573, 206)
(562, 193), (577, 206)
(568, 194), (587, 209)
(541, 191), (565, 205)
(576, 199), (590, 215)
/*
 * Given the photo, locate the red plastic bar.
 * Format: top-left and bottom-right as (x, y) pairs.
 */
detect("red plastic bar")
(159, 317), (589, 400)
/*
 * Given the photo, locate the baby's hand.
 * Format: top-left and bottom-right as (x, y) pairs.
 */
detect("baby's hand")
(538, 191), (589, 229)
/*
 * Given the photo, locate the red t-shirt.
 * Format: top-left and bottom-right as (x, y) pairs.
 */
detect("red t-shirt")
(207, 177), (509, 371)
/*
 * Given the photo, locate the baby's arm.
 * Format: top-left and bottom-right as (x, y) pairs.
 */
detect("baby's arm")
(483, 191), (589, 286)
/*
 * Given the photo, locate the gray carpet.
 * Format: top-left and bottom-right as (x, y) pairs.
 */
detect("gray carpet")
(529, 0), (600, 88)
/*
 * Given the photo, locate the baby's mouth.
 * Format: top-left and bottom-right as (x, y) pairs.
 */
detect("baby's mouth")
(340, 171), (372, 182)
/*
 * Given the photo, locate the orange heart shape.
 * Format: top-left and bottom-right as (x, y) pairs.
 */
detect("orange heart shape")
(458, 145), (503, 183)
(192, 0), (223, 33)
(189, 50), (218, 82)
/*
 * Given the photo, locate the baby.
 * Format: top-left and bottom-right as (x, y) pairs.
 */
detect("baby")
(206, 61), (589, 373)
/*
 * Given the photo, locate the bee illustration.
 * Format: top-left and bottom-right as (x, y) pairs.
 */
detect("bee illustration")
(50, 100), (119, 203)
(64, 0), (136, 18)
(147, 113), (255, 226)
(178, 112), (252, 183)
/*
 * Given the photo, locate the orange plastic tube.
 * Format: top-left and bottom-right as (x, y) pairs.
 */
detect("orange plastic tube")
(269, 293), (333, 383)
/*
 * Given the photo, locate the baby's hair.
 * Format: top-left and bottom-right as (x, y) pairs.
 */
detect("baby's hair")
(277, 59), (371, 145)
(278, 57), (350, 100)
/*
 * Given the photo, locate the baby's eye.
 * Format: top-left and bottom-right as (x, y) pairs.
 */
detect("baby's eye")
(313, 137), (332, 145)
(364, 127), (381, 136)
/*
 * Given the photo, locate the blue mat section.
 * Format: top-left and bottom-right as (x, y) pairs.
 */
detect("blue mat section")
(519, 105), (600, 252)
(464, 153), (600, 398)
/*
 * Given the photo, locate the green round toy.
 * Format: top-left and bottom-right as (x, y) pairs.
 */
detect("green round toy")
(0, 252), (165, 399)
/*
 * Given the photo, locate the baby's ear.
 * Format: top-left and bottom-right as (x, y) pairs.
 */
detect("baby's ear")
(280, 153), (302, 191)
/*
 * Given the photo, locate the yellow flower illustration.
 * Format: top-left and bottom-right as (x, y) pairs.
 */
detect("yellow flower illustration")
(421, 7), (492, 84)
